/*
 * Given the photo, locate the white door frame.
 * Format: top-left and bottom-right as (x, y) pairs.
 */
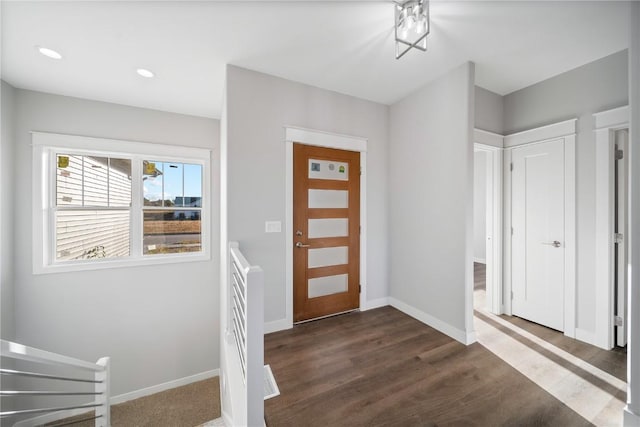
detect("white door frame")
(503, 119), (577, 338)
(283, 127), (367, 331)
(473, 129), (504, 315)
(594, 105), (629, 350)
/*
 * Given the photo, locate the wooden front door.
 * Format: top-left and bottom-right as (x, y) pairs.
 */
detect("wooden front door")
(293, 143), (360, 322)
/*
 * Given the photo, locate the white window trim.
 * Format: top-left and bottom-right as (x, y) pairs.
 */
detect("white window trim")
(32, 132), (212, 274)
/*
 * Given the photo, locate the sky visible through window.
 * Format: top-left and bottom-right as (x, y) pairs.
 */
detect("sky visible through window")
(144, 161), (202, 206)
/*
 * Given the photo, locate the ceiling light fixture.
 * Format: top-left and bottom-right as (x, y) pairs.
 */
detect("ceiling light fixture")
(394, 0), (429, 60)
(37, 46), (63, 60)
(136, 68), (155, 78)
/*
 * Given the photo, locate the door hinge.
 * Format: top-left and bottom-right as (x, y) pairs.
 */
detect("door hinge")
(615, 315), (623, 327)
(511, 227), (514, 236)
(359, 285), (361, 294)
(510, 163), (514, 172)
(615, 233), (624, 244)
(616, 149), (624, 160)
(511, 291), (514, 300)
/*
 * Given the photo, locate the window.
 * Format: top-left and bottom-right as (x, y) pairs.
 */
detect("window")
(56, 154), (132, 261)
(33, 132), (211, 273)
(142, 160), (203, 255)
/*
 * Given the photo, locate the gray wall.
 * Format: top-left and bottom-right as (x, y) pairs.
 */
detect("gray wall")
(389, 62), (475, 337)
(504, 50), (628, 134)
(1, 81), (16, 341)
(10, 88), (220, 397)
(475, 86), (504, 135)
(504, 50), (628, 333)
(474, 151), (487, 262)
(225, 65), (390, 324)
(626, 2), (640, 418)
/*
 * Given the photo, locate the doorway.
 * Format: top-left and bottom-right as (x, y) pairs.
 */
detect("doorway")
(503, 120), (576, 338)
(293, 143), (360, 322)
(614, 128), (629, 347)
(594, 106), (629, 349)
(472, 135), (503, 316)
(473, 150), (489, 308)
(282, 127), (368, 332)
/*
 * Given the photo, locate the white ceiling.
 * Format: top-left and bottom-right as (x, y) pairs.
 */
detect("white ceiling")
(0, 1), (630, 119)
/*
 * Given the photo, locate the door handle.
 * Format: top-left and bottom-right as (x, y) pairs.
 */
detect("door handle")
(542, 240), (562, 248)
(296, 242), (310, 248)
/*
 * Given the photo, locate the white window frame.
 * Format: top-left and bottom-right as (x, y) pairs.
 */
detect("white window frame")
(32, 132), (212, 274)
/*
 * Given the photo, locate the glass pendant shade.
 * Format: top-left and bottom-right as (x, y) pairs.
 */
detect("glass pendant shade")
(395, 0), (430, 59)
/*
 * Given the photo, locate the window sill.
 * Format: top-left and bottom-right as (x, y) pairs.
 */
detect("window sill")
(33, 251), (211, 275)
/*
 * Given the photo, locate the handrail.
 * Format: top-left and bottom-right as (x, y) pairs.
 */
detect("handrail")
(1, 403), (102, 418)
(1, 391), (102, 396)
(226, 241), (264, 427)
(1, 340), (104, 372)
(0, 339), (110, 427)
(0, 368), (102, 383)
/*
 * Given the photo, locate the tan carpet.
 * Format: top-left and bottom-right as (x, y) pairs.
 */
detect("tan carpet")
(46, 377), (221, 427)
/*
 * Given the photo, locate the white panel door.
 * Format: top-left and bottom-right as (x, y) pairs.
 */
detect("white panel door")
(512, 139), (565, 331)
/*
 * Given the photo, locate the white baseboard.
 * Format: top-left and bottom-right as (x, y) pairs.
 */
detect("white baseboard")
(14, 369), (220, 427)
(111, 368), (219, 405)
(264, 318), (292, 334)
(465, 331), (477, 345)
(389, 297), (473, 345)
(264, 300), (390, 332)
(363, 297), (389, 311)
(474, 258), (486, 264)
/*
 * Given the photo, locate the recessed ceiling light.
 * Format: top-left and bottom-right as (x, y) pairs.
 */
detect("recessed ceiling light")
(37, 46), (62, 60)
(136, 68), (155, 78)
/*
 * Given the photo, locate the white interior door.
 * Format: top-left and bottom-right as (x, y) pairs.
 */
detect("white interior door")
(511, 139), (565, 331)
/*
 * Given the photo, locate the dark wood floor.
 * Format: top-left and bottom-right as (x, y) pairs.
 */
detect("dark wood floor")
(264, 264), (626, 426)
(265, 307), (594, 426)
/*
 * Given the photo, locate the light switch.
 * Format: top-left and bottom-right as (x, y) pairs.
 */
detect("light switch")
(265, 221), (282, 233)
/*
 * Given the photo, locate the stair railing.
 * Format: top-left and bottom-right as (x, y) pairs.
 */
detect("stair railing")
(0, 339), (110, 426)
(226, 241), (264, 427)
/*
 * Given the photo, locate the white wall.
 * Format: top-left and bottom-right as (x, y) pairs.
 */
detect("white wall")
(389, 62), (476, 343)
(625, 3), (640, 423)
(1, 81), (16, 341)
(475, 86), (504, 135)
(224, 65), (390, 325)
(473, 151), (487, 263)
(503, 50), (628, 335)
(10, 88), (220, 397)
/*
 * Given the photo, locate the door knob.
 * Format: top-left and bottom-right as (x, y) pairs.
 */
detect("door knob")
(542, 241), (562, 248)
(296, 242), (310, 248)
